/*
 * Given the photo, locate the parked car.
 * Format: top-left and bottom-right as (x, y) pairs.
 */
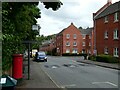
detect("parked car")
(35, 51), (47, 62)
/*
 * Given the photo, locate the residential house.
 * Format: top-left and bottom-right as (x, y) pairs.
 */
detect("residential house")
(80, 28), (94, 55)
(40, 40), (52, 53)
(55, 23), (83, 55)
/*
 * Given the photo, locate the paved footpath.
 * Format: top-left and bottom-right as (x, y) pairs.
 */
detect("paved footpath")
(77, 58), (119, 70)
(15, 60), (61, 89)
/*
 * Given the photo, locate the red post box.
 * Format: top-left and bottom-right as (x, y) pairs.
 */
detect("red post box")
(12, 54), (23, 79)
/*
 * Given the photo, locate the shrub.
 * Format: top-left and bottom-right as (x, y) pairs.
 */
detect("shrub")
(96, 54), (119, 63)
(88, 55), (96, 61)
(62, 53), (87, 57)
(46, 51), (51, 55)
(62, 53), (72, 56)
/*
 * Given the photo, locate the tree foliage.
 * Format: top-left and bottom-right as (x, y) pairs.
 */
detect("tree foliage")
(2, 2), (40, 71)
(42, 1), (63, 11)
(2, 1), (62, 71)
(32, 34), (56, 49)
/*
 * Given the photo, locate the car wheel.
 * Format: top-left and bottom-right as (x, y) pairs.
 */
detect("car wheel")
(44, 59), (47, 62)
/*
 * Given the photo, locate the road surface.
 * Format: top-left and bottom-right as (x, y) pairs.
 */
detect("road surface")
(36, 56), (119, 88)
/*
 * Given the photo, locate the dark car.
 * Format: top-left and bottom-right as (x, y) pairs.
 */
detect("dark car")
(35, 51), (47, 62)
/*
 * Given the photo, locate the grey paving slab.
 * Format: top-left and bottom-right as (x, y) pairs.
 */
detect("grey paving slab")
(16, 60), (58, 89)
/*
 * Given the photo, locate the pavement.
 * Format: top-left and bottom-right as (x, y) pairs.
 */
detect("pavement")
(15, 59), (62, 90)
(77, 58), (120, 70)
(15, 57), (119, 89)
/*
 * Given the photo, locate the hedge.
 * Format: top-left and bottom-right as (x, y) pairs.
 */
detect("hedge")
(96, 54), (119, 63)
(88, 55), (96, 61)
(62, 53), (87, 57)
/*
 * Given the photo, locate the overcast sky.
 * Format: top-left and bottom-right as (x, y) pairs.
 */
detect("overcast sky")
(36, 0), (119, 36)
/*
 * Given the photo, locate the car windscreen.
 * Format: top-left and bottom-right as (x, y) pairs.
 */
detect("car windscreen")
(38, 52), (46, 56)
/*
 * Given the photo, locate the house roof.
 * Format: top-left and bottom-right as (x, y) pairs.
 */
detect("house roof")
(94, 1), (120, 19)
(57, 23), (80, 36)
(80, 28), (93, 35)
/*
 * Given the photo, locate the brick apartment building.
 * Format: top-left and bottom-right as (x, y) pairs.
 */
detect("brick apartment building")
(93, 0), (120, 57)
(56, 23), (83, 55)
(79, 28), (94, 55)
(39, 40), (51, 52)
(40, 23), (94, 56)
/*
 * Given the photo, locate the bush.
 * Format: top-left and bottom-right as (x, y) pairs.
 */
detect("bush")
(46, 51), (51, 55)
(46, 48), (57, 56)
(96, 54), (119, 63)
(62, 53), (71, 56)
(62, 53), (87, 57)
(88, 55), (96, 61)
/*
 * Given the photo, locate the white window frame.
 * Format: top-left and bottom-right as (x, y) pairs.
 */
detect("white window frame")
(104, 31), (108, 39)
(73, 42), (77, 46)
(82, 49), (85, 54)
(89, 42), (91, 46)
(72, 48), (78, 53)
(66, 34), (70, 39)
(89, 35), (91, 39)
(88, 50), (91, 54)
(82, 42), (85, 46)
(114, 12), (119, 22)
(104, 47), (108, 54)
(73, 34), (77, 39)
(66, 49), (70, 53)
(113, 29), (119, 40)
(113, 47), (119, 57)
(66, 41), (70, 46)
(104, 16), (108, 23)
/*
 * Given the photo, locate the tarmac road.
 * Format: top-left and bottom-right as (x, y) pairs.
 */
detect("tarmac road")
(39, 56), (119, 89)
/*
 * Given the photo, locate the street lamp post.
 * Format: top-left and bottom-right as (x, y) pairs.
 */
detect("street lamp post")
(32, 24), (41, 36)
(23, 24), (40, 80)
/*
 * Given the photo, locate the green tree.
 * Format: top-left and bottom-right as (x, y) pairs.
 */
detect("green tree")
(2, 1), (62, 72)
(2, 2), (40, 71)
(42, 1), (63, 11)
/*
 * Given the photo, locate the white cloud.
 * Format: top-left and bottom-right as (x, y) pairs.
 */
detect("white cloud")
(37, 0), (119, 36)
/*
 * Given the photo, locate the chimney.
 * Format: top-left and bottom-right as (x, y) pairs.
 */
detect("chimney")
(107, 0), (112, 5)
(71, 22), (73, 25)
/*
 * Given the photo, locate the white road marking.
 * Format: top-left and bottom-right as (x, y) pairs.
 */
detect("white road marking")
(69, 65), (76, 67)
(105, 82), (117, 87)
(61, 84), (76, 88)
(52, 66), (58, 69)
(92, 81), (117, 87)
(92, 82), (105, 84)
